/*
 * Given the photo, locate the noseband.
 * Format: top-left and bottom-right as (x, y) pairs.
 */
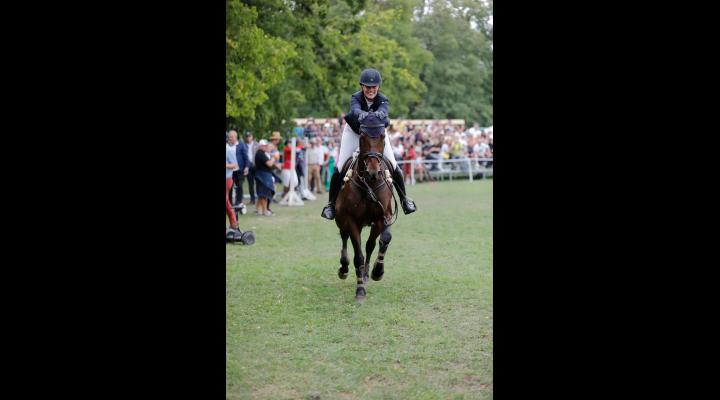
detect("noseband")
(361, 151), (385, 174)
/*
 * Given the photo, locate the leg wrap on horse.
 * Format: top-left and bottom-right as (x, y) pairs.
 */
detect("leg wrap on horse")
(379, 228), (392, 252)
(373, 227), (390, 282)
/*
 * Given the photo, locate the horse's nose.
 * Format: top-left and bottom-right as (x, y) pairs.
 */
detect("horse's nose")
(369, 170), (379, 180)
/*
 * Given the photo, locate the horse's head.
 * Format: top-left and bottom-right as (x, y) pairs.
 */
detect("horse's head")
(359, 113), (386, 181)
(359, 132), (385, 181)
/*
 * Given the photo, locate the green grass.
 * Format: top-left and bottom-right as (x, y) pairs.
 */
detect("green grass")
(227, 180), (493, 399)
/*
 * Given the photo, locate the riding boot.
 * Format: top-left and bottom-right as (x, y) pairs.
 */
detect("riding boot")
(391, 166), (417, 214)
(321, 169), (342, 220)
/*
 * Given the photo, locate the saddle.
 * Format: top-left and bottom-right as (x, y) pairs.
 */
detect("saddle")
(341, 148), (392, 183)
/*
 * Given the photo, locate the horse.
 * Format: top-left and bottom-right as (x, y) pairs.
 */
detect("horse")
(335, 128), (397, 300)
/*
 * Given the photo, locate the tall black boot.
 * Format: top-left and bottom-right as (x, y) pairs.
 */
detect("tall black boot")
(391, 166), (417, 214)
(321, 169), (343, 220)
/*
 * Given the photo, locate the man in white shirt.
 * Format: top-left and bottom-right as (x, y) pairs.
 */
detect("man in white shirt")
(306, 138), (325, 194)
(467, 122), (482, 137)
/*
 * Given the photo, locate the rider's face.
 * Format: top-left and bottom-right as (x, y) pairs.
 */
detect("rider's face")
(362, 84), (379, 100)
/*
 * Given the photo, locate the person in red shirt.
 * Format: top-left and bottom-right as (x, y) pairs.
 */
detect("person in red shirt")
(403, 140), (415, 180)
(281, 139), (299, 199)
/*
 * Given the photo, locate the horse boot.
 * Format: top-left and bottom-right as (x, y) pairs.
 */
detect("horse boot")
(321, 169), (343, 220)
(391, 165), (417, 215)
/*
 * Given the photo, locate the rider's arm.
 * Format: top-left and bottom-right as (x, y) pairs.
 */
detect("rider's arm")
(375, 94), (389, 115)
(375, 94), (390, 126)
(348, 93), (363, 119)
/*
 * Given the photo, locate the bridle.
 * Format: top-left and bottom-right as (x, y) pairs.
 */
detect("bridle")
(345, 133), (399, 226)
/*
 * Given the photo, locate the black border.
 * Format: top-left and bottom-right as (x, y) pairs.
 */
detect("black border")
(12, 2), (227, 396)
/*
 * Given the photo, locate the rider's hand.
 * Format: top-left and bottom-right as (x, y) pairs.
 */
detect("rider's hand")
(358, 111), (369, 122)
(375, 110), (387, 120)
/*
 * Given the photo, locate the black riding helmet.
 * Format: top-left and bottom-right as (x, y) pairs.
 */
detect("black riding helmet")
(359, 68), (381, 86)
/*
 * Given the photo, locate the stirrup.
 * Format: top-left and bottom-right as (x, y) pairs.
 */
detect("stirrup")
(321, 203), (336, 220)
(401, 198), (416, 214)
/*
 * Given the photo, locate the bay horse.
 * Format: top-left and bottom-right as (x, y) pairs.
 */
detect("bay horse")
(335, 128), (397, 300)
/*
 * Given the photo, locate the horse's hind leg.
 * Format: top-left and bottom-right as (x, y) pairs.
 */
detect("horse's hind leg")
(371, 225), (391, 281)
(348, 224), (366, 300)
(365, 222), (383, 284)
(338, 230), (349, 280)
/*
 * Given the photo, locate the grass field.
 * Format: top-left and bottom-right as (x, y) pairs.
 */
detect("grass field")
(226, 179), (493, 399)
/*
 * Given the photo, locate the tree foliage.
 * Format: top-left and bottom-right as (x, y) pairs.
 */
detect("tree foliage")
(226, 0), (493, 137)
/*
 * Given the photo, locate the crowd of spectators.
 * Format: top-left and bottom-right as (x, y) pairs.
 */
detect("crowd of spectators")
(226, 117), (492, 225)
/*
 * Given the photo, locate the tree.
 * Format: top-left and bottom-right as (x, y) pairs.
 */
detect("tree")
(356, 0), (432, 118)
(225, 0), (493, 131)
(411, 0), (493, 125)
(226, 0), (295, 134)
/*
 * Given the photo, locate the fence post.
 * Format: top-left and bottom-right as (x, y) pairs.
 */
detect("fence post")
(468, 158), (473, 182)
(410, 161), (415, 185)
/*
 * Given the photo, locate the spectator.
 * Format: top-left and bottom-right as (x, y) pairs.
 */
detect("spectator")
(295, 138), (306, 195)
(244, 131), (259, 205)
(392, 137), (405, 163)
(474, 136), (491, 168)
(486, 136), (493, 169)
(414, 143), (427, 183)
(403, 140), (416, 183)
(254, 140), (281, 216)
(424, 138), (442, 171)
(269, 131), (282, 152)
(227, 130), (249, 209)
(268, 131), (282, 203)
(280, 139), (299, 200)
(323, 119), (333, 136)
(319, 138), (330, 189)
(307, 138), (325, 194)
(226, 143), (239, 230)
(305, 119), (319, 139)
(326, 140), (338, 192)
(293, 124), (305, 139)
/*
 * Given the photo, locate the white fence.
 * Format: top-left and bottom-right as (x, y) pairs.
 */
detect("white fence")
(395, 157), (493, 184)
(231, 155), (493, 206)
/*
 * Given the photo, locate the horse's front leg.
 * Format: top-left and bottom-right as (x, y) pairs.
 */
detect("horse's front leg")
(348, 224), (366, 300)
(371, 224), (391, 281)
(338, 230), (349, 279)
(365, 222), (383, 284)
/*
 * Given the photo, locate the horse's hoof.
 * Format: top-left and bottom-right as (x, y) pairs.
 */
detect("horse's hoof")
(355, 287), (366, 299)
(371, 262), (384, 281)
(338, 269), (348, 280)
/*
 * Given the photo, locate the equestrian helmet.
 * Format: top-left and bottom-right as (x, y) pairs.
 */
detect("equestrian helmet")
(359, 69), (381, 86)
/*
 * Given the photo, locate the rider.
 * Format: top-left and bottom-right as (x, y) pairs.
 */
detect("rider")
(321, 68), (417, 220)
